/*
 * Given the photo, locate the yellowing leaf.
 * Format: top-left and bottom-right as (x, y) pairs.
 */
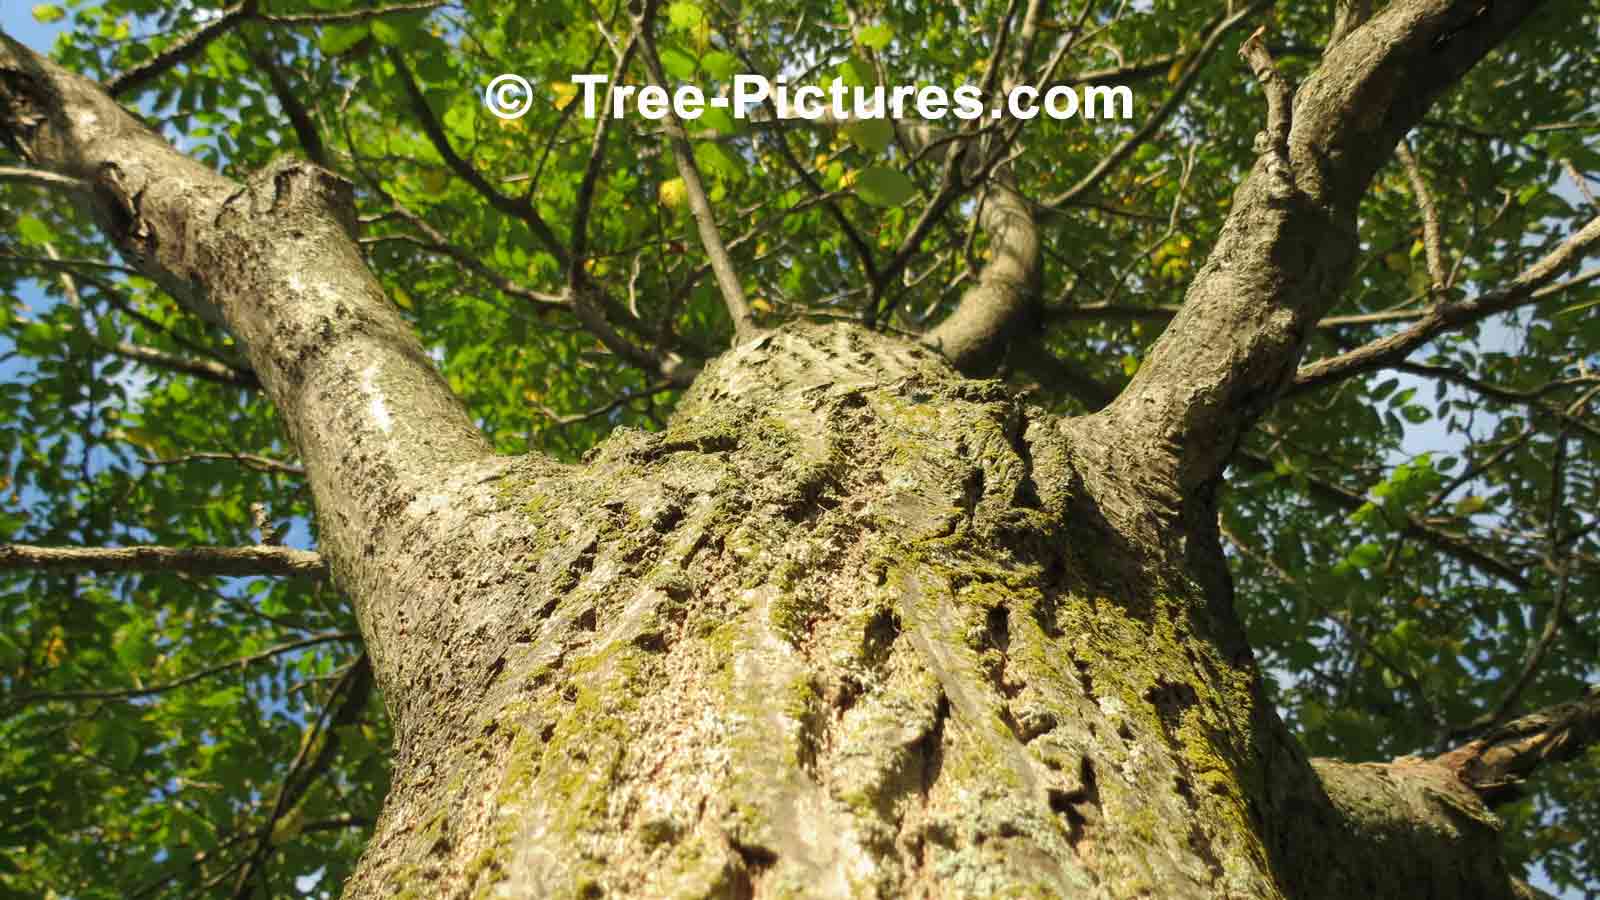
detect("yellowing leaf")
(420, 169), (450, 195)
(271, 807), (305, 843)
(857, 24), (894, 50)
(42, 627), (66, 668)
(551, 81), (579, 110)
(659, 177), (688, 208)
(114, 427), (166, 455)
(666, 1), (704, 31)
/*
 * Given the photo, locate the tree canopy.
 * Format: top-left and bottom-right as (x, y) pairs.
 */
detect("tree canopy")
(1, 0), (1597, 896)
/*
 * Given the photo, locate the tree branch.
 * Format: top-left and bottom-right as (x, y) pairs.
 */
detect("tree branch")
(570, 31), (638, 275)
(1395, 139), (1449, 290)
(105, 1), (257, 97)
(1393, 362), (1600, 446)
(734, 45), (882, 302)
(2, 32), (494, 702)
(0, 542), (325, 577)
(5, 631), (356, 707)
(921, 178), (1040, 372)
(100, 337), (261, 388)
(388, 51), (568, 266)
(231, 654), (373, 898)
(1077, 0), (1556, 509)
(635, 1), (756, 340)
(102, 0), (448, 99)
(140, 451), (304, 477)
(0, 163), (86, 192)
(389, 48), (694, 383)
(1046, 300), (1437, 329)
(1231, 450), (1533, 590)
(1326, 0), (1375, 53)
(540, 381), (677, 427)
(1293, 220), (1600, 395)
(1435, 686), (1600, 805)
(248, 47), (328, 168)
(260, 1), (443, 26)
(1044, 1), (1270, 209)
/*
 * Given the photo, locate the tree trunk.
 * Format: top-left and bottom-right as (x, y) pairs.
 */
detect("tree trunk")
(339, 324), (1516, 900)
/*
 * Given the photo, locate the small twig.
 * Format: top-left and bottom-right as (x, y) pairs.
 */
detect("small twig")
(1295, 217), (1600, 393)
(633, 0), (755, 340)
(1238, 25), (1292, 157)
(141, 451), (304, 477)
(6, 631), (356, 707)
(1045, 0), (1271, 208)
(106, 0), (257, 97)
(260, 0), (442, 25)
(0, 165), (89, 192)
(540, 381), (676, 428)
(1395, 140), (1449, 290)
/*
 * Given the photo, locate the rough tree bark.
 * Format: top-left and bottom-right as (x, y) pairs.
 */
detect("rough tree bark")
(0, 0), (1581, 896)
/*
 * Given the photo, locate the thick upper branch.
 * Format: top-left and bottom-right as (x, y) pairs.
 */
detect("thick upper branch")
(1435, 686), (1600, 805)
(1081, 0), (1550, 503)
(921, 179), (1040, 372)
(1, 32), (493, 693)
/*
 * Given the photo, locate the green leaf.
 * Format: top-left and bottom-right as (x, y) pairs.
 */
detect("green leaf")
(200, 687), (242, 709)
(854, 166), (916, 207)
(32, 4), (64, 23)
(666, 1), (704, 31)
(844, 118), (894, 154)
(699, 106), (738, 135)
(838, 55), (875, 88)
(1345, 543), (1383, 569)
(112, 621), (154, 669)
(694, 142), (744, 181)
(701, 50), (739, 81)
(660, 46), (698, 80)
(858, 23), (894, 50)
(319, 23), (370, 55)
(375, 11), (429, 46)
(15, 215), (54, 247)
